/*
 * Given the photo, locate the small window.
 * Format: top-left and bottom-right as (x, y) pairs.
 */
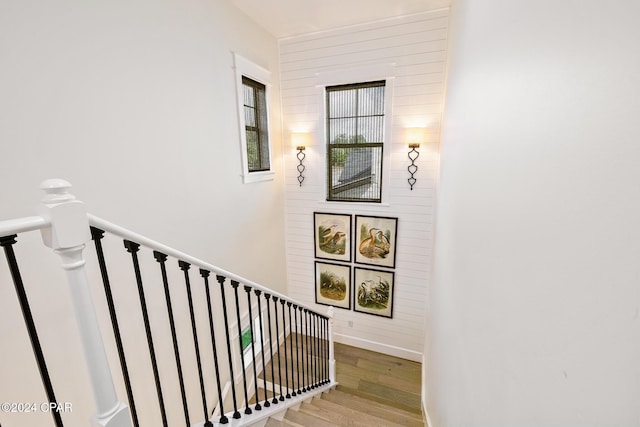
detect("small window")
(326, 81), (385, 202)
(242, 76), (270, 172)
(241, 316), (262, 368)
(234, 53), (274, 184)
(241, 324), (253, 352)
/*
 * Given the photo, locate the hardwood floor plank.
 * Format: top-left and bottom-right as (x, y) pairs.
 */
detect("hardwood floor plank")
(311, 396), (408, 427)
(322, 389), (424, 425)
(357, 380), (422, 411)
(284, 407), (338, 427)
(377, 372), (422, 395)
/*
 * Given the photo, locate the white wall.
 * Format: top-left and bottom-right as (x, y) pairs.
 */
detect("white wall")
(0, 0), (286, 290)
(281, 10), (449, 361)
(0, 1), (285, 425)
(426, 0), (640, 425)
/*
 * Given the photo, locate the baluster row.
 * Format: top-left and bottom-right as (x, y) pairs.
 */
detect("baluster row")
(84, 231), (331, 425)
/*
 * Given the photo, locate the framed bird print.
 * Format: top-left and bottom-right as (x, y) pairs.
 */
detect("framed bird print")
(355, 215), (397, 268)
(314, 212), (352, 262)
(315, 261), (351, 309)
(353, 267), (394, 318)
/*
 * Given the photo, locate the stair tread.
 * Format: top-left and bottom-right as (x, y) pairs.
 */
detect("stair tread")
(284, 407), (339, 427)
(298, 401), (374, 427)
(308, 396), (410, 427)
(336, 384), (422, 415)
(321, 389), (424, 426)
(265, 417), (290, 427)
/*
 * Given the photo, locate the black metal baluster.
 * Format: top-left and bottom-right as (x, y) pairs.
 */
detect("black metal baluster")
(318, 315), (323, 385)
(293, 305), (301, 395)
(287, 302), (296, 396)
(317, 314), (323, 385)
(153, 252), (190, 427)
(298, 306), (306, 393)
(312, 312), (318, 388)
(244, 286), (261, 411)
(231, 280), (252, 415)
(272, 297), (284, 401)
(179, 261), (212, 427)
(216, 275), (241, 419)
(199, 270), (228, 425)
(322, 316), (328, 384)
(280, 299), (290, 399)
(325, 317), (330, 384)
(307, 310), (313, 389)
(317, 314), (322, 386)
(254, 290), (270, 408)
(304, 309), (311, 391)
(319, 315), (324, 385)
(124, 241), (167, 427)
(323, 316), (329, 384)
(90, 228), (139, 427)
(264, 294), (278, 404)
(1, 235), (64, 427)
(317, 314), (322, 385)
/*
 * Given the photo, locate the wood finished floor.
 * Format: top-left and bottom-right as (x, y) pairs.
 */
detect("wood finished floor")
(334, 342), (423, 416)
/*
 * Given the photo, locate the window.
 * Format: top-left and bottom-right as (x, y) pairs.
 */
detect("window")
(242, 76), (270, 172)
(326, 81), (385, 202)
(241, 316), (262, 368)
(234, 53), (274, 183)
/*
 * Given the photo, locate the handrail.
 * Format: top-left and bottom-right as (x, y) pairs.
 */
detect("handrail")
(88, 214), (326, 318)
(0, 215), (49, 236)
(0, 213), (325, 318)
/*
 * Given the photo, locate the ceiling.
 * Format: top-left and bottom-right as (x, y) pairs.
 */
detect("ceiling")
(229, 0), (451, 39)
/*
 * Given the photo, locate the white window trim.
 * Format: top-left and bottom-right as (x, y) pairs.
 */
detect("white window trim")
(233, 52), (275, 184)
(316, 63), (396, 204)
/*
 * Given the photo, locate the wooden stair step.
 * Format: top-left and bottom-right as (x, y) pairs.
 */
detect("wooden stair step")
(265, 418), (290, 427)
(336, 384), (422, 415)
(321, 389), (424, 426)
(283, 407), (339, 427)
(308, 395), (409, 427)
(297, 401), (371, 427)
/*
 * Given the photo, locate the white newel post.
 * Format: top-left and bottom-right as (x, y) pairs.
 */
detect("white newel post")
(38, 179), (131, 427)
(327, 306), (336, 383)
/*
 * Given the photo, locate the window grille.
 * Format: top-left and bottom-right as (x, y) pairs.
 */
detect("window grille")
(326, 81), (385, 202)
(243, 76), (270, 172)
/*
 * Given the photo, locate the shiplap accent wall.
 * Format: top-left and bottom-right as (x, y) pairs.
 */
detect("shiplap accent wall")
(280, 9), (449, 361)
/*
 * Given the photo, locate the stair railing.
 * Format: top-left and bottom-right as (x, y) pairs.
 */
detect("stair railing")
(0, 179), (336, 427)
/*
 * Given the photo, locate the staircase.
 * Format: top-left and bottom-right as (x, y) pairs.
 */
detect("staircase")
(264, 342), (425, 427)
(266, 387), (424, 427)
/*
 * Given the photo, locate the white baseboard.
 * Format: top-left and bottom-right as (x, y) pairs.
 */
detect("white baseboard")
(422, 399), (433, 427)
(333, 333), (422, 362)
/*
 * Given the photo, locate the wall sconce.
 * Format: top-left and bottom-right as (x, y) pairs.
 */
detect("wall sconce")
(292, 132), (310, 187)
(406, 128), (426, 191)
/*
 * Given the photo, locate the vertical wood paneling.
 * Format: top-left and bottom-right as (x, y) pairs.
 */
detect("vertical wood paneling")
(280, 10), (449, 361)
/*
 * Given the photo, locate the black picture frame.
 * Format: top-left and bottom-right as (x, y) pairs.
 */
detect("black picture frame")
(315, 261), (351, 310)
(353, 267), (394, 318)
(314, 212), (352, 262)
(354, 215), (398, 268)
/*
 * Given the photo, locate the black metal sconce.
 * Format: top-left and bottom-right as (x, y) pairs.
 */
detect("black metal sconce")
(296, 146), (306, 186)
(407, 143), (420, 190)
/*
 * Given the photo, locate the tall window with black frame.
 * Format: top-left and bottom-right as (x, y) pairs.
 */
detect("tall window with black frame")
(243, 76), (270, 172)
(326, 80), (385, 202)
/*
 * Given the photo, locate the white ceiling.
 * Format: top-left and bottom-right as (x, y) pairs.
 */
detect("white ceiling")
(229, 0), (451, 39)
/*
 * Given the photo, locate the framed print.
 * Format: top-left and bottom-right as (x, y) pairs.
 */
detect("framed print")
(315, 261), (351, 309)
(355, 215), (398, 268)
(314, 212), (352, 262)
(353, 267), (394, 318)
